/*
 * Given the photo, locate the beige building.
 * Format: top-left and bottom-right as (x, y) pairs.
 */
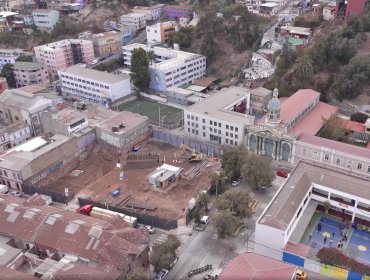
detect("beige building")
(131, 4), (164, 21)
(13, 62), (49, 88)
(249, 87), (272, 115)
(92, 31), (122, 57)
(120, 13), (146, 31)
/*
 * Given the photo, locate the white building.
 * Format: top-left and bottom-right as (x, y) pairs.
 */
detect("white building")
(58, 65), (132, 104)
(255, 161), (370, 260)
(146, 21), (177, 46)
(32, 9), (60, 32)
(0, 49), (30, 71)
(122, 43), (206, 91)
(183, 87), (254, 146)
(120, 13), (146, 31)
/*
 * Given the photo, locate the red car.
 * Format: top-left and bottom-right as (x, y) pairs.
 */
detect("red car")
(276, 169), (288, 178)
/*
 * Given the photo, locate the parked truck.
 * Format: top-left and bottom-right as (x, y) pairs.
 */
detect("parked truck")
(196, 216), (209, 231)
(77, 204), (138, 228)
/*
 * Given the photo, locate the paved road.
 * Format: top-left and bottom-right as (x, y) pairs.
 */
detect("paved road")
(167, 224), (236, 280)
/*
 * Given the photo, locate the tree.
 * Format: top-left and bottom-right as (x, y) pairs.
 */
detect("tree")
(128, 268), (150, 280)
(319, 114), (351, 142)
(209, 172), (229, 196)
(241, 154), (274, 189)
(221, 145), (249, 181)
(323, 200), (331, 214)
(193, 192), (210, 222)
(168, 27), (194, 48)
(149, 235), (180, 272)
(146, 50), (156, 65)
(15, 55), (33, 62)
(214, 209), (239, 239)
(130, 48), (151, 90)
(350, 112), (368, 123)
(295, 55), (314, 78)
(217, 188), (250, 218)
(1, 63), (16, 88)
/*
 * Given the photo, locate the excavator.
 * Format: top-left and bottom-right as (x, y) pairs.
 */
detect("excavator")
(180, 144), (205, 163)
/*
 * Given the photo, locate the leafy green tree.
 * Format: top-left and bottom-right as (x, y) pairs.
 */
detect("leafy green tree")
(221, 145), (249, 181)
(214, 209), (239, 239)
(168, 27), (194, 48)
(130, 48), (151, 90)
(15, 55), (33, 62)
(1, 63), (16, 88)
(241, 154), (274, 189)
(295, 55), (314, 78)
(210, 172), (229, 195)
(319, 114), (351, 142)
(217, 188), (250, 218)
(146, 50), (156, 65)
(193, 192), (210, 222)
(350, 112), (368, 123)
(149, 234), (180, 272)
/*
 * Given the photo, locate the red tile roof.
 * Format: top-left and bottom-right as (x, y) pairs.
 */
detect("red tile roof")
(0, 265), (38, 280)
(0, 194), (149, 274)
(288, 101), (337, 136)
(284, 242), (311, 257)
(280, 89), (321, 126)
(220, 252), (295, 280)
(339, 119), (366, 133)
(298, 134), (370, 159)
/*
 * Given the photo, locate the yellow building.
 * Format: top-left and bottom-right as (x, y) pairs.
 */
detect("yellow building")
(92, 31), (122, 58)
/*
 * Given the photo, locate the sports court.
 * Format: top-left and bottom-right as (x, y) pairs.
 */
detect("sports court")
(304, 215), (370, 265)
(119, 99), (183, 126)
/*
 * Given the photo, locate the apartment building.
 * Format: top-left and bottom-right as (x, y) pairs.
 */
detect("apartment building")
(91, 30), (122, 57)
(122, 43), (206, 91)
(0, 77), (7, 93)
(184, 87), (254, 146)
(146, 21), (177, 46)
(13, 62), (49, 88)
(131, 4), (164, 21)
(0, 122), (31, 151)
(58, 65), (132, 104)
(120, 13), (146, 31)
(32, 9), (59, 32)
(34, 39), (95, 79)
(0, 88), (62, 135)
(0, 48), (30, 70)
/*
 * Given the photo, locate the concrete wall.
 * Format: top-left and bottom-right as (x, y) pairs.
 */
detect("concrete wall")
(76, 128), (96, 152)
(40, 110), (69, 136)
(23, 137), (78, 183)
(254, 223), (285, 260)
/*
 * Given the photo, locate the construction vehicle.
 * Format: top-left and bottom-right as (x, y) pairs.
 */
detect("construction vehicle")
(180, 144), (205, 162)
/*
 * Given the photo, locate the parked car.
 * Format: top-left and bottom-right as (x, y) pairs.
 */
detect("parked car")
(232, 178), (241, 187)
(154, 269), (169, 280)
(259, 186), (269, 193)
(90, 59), (98, 65)
(276, 169), (288, 178)
(10, 191), (23, 197)
(167, 257), (178, 270)
(295, 269), (307, 280)
(146, 225), (155, 234)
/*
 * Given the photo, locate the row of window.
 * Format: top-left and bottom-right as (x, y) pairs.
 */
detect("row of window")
(63, 87), (102, 99)
(187, 115), (239, 132)
(62, 81), (108, 91)
(61, 75), (109, 89)
(0, 169), (21, 180)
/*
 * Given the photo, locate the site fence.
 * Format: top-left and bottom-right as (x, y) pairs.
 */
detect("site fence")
(151, 128), (222, 157)
(22, 184), (74, 204)
(78, 198), (178, 230)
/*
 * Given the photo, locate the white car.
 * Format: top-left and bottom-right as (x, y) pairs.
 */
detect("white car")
(90, 59), (98, 65)
(154, 269), (169, 280)
(146, 225), (156, 234)
(232, 178), (241, 187)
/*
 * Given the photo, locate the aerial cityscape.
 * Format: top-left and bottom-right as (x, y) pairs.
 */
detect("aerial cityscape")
(0, 0), (369, 279)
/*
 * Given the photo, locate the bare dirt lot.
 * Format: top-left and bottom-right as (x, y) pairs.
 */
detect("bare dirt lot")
(43, 140), (220, 220)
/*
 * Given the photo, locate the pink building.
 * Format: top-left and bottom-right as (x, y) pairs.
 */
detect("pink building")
(34, 39), (95, 80)
(13, 62), (49, 88)
(0, 77), (8, 93)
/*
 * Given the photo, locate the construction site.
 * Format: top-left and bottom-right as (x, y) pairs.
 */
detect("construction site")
(41, 140), (220, 221)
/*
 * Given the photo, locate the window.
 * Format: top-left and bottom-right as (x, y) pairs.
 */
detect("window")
(218, 123), (221, 127)
(230, 140), (234, 145)
(202, 119), (205, 123)
(336, 158), (341, 165)
(191, 116), (194, 120)
(203, 132), (206, 137)
(235, 127), (238, 132)
(226, 125), (229, 129)
(230, 126), (234, 131)
(368, 166), (370, 173)
(226, 132), (229, 136)
(226, 139), (229, 143)
(210, 121), (213, 125)
(230, 133), (233, 137)
(187, 121), (190, 125)
(235, 135), (238, 139)
(303, 149), (306, 156)
(324, 155), (329, 161)
(357, 163), (362, 170)
(347, 160), (352, 168)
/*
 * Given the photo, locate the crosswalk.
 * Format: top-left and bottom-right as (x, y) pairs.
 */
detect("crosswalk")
(150, 233), (168, 251)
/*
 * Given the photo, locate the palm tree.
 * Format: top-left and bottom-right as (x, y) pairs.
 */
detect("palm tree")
(323, 200), (331, 214)
(295, 55), (314, 78)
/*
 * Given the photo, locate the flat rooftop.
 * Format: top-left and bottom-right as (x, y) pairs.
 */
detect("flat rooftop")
(250, 87), (272, 97)
(59, 65), (129, 84)
(13, 62), (44, 71)
(167, 86), (195, 96)
(258, 161), (370, 230)
(186, 86), (255, 126)
(123, 43), (205, 71)
(281, 26), (312, 36)
(35, 39), (91, 50)
(96, 110), (148, 134)
(54, 107), (86, 125)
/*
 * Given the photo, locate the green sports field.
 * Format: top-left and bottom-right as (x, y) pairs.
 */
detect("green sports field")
(118, 99), (183, 126)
